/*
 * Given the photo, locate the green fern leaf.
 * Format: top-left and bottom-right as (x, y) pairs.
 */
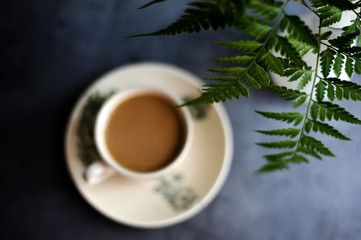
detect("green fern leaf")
(328, 32), (359, 50)
(327, 82), (335, 101)
(321, 31), (333, 40)
(297, 146), (322, 160)
(208, 67), (245, 75)
(333, 53), (345, 78)
(324, 78), (361, 101)
(211, 55), (254, 64)
(255, 111), (304, 126)
(320, 48), (336, 78)
(256, 128), (301, 138)
(248, 63), (270, 86)
(354, 60), (361, 74)
(215, 40), (263, 53)
(300, 135), (335, 157)
(317, 5), (342, 27)
(287, 154), (310, 164)
(305, 119), (313, 133)
(243, 74), (262, 89)
(249, 0), (280, 23)
(289, 70), (305, 82)
(308, 119), (351, 140)
(257, 140), (297, 149)
(289, 38), (313, 57)
(316, 101), (361, 124)
(345, 57), (354, 78)
(260, 52), (284, 75)
(280, 14), (318, 48)
(271, 35), (306, 67)
(238, 16), (272, 40)
(256, 162), (289, 173)
(315, 80), (327, 101)
(263, 151), (294, 162)
(342, 18), (360, 35)
(266, 85), (307, 101)
(293, 95), (309, 108)
(310, 102), (320, 119)
(297, 70), (312, 90)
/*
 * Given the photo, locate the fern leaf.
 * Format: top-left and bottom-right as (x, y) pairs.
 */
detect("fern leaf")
(324, 78), (361, 101)
(271, 35), (306, 67)
(238, 16), (272, 40)
(256, 162), (289, 173)
(255, 111), (304, 126)
(333, 53), (344, 78)
(308, 119), (351, 140)
(208, 67), (245, 75)
(315, 80), (327, 101)
(289, 70), (305, 82)
(342, 18), (360, 35)
(249, 0), (280, 23)
(293, 95), (309, 108)
(256, 140), (297, 149)
(256, 128), (301, 138)
(215, 40), (263, 53)
(317, 5), (342, 27)
(316, 101), (361, 124)
(297, 70), (313, 90)
(310, 102), (320, 119)
(320, 48), (336, 78)
(260, 52), (284, 75)
(300, 135), (335, 157)
(327, 83), (335, 101)
(243, 74), (262, 89)
(248, 63), (270, 86)
(280, 14), (318, 48)
(345, 57), (354, 78)
(354, 60), (361, 74)
(263, 151), (294, 162)
(297, 146), (322, 160)
(329, 32), (359, 50)
(211, 55), (254, 64)
(289, 38), (313, 57)
(266, 85), (307, 102)
(287, 154), (310, 164)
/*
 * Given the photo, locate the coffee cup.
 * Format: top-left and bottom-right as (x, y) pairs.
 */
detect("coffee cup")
(84, 88), (193, 184)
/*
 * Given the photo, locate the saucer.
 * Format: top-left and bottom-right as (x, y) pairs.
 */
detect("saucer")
(64, 62), (233, 228)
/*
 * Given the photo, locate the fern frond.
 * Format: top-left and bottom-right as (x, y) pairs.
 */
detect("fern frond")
(266, 85), (307, 101)
(297, 146), (322, 160)
(345, 57), (354, 78)
(293, 95), (309, 108)
(289, 38), (314, 57)
(317, 5), (342, 27)
(248, 63), (270, 86)
(208, 67), (246, 75)
(248, 0), (281, 23)
(315, 80), (327, 101)
(324, 78), (361, 101)
(255, 111), (304, 126)
(215, 40), (263, 53)
(263, 151), (294, 162)
(271, 35), (307, 67)
(260, 53), (284, 75)
(238, 16), (272, 40)
(256, 128), (301, 138)
(280, 14), (318, 48)
(333, 52), (345, 78)
(307, 119), (351, 140)
(320, 48), (336, 78)
(297, 70), (313, 90)
(256, 140), (297, 149)
(315, 101), (361, 124)
(256, 162), (289, 173)
(211, 55), (254, 64)
(299, 134), (335, 156)
(328, 32), (359, 50)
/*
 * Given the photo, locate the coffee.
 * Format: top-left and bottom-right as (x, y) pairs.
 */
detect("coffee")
(105, 93), (186, 173)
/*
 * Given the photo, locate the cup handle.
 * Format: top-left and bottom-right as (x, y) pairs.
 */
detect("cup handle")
(83, 161), (117, 185)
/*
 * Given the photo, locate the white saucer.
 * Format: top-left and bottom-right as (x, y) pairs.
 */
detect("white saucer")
(64, 62), (233, 228)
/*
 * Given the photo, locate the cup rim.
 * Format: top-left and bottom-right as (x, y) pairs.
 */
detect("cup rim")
(94, 87), (193, 179)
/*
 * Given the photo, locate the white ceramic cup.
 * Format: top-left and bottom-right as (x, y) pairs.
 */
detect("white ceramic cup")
(86, 88), (193, 183)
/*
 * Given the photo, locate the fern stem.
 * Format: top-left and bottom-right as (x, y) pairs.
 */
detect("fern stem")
(292, 18), (323, 157)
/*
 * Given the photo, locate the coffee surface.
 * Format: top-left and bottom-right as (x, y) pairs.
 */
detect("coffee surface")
(105, 94), (186, 172)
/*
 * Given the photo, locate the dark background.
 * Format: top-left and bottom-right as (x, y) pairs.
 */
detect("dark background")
(1, 1), (361, 239)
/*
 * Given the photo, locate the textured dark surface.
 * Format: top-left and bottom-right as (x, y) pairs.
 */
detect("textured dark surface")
(1, 1), (361, 239)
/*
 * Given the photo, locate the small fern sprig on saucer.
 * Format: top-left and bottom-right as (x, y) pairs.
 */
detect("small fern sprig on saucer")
(134, 0), (361, 173)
